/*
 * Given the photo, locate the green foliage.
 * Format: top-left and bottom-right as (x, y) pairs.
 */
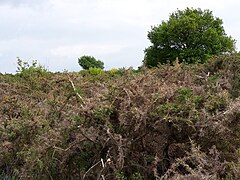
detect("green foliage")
(109, 68), (118, 74)
(144, 8), (236, 67)
(153, 88), (202, 122)
(93, 107), (113, 125)
(79, 68), (105, 78)
(115, 171), (125, 180)
(130, 172), (144, 180)
(106, 68), (127, 76)
(73, 115), (86, 124)
(0, 171), (18, 180)
(88, 67), (104, 76)
(105, 68), (141, 77)
(68, 141), (95, 171)
(115, 171), (143, 180)
(205, 91), (229, 113)
(16, 58), (48, 78)
(78, 55), (104, 70)
(15, 58), (51, 91)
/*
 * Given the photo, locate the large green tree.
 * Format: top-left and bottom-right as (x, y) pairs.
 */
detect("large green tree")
(78, 55), (104, 70)
(144, 8), (236, 67)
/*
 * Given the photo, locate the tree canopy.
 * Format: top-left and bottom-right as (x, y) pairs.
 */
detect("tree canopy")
(144, 8), (236, 67)
(78, 55), (104, 70)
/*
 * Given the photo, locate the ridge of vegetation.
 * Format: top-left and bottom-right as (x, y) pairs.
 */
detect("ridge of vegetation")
(1, 54), (240, 179)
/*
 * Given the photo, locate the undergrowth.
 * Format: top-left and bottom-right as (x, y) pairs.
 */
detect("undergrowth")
(1, 54), (240, 179)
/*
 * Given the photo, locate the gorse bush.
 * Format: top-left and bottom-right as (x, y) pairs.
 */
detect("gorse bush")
(1, 54), (240, 179)
(16, 58), (49, 78)
(15, 58), (51, 92)
(109, 69), (118, 74)
(79, 68), (105, 77)
(88, 67), (104, 76)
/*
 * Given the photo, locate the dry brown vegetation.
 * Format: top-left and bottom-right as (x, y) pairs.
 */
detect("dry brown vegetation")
(1, 54), (240, 179)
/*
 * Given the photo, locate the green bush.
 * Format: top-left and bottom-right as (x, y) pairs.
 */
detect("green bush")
(109, 68), (118, 74)
(88, 67), (104, 76)
(78, 55), (104, 70)
(150, 87), (204, 125)
(16, 58), (49, 78)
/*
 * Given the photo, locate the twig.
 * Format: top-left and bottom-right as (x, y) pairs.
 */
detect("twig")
(100, 158), (106, 180)
(106, 128), (118, 146)
(43, 141), (77, 152)
(106, 128), (124, 170)
(101, 158), (105, 168)
(67, 75), (85, 106)
(60, 94), (72, 111)
(123, 88), (131, 105)
(78, 125), (96, 144)
(132, 132), (148, 144)
(101, 175), (106, 180)
(83, 158), (107, 180)
(153, 154), (161, 180)
(83, 160), (101, 179)
(57, 94), (73, 118)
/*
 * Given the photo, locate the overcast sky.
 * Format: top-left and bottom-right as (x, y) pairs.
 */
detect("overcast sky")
(0, 0), (239, 73)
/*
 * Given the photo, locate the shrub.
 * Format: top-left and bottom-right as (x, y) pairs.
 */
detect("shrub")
(78, 55), (104, 70)
(109, 69), (118, 74)
(88, 67), (104, 76)
(16, 58), (49, 78)
(1, 54), (240, 179)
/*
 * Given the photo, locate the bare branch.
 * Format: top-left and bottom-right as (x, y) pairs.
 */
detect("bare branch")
(67, 74), (85, 106)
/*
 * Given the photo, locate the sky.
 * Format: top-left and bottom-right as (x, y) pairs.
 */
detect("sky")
(0, 0), (240, 73)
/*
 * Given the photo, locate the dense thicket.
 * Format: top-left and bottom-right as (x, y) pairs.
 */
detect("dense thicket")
(1, 54), (240, 179)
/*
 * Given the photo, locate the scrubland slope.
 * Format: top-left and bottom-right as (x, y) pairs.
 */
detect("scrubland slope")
(1, 54), (240, 179)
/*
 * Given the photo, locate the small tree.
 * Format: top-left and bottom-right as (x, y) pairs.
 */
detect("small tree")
(144, 8), (236, 67)
(78, 55), (104, 70)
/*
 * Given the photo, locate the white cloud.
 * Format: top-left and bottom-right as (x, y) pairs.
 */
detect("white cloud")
(50, 43), (127, 57)
(0, 0), (240, 73)
(0, 0), (50, 9)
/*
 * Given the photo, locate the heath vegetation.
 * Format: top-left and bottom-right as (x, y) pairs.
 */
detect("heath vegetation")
(1, 54), (240, 179)
(1, 7), (240, 180)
